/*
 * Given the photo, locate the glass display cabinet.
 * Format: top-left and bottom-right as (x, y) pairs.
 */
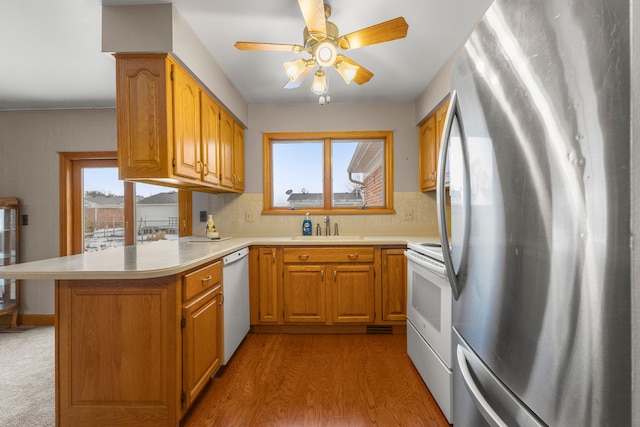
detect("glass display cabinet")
(0, 197), (19, 328)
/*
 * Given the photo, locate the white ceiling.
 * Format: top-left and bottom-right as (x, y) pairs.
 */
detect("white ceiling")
(0, 0), (493, 110)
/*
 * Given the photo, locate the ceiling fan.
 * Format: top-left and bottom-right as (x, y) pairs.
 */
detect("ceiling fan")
(234, 0), (409, 101)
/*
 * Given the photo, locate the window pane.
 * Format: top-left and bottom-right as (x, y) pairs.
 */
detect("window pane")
(82, 168), (178, 251)
(332, 140), (384, 208)
(272, 141), (323, 208)
(135, 183), (179, 244)
(83, 167), (125, 252)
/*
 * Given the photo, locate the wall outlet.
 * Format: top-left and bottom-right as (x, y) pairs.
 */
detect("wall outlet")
(245, 211), (256, 222)
(404, 209), (414, 221)
(199, 211), (207, 222)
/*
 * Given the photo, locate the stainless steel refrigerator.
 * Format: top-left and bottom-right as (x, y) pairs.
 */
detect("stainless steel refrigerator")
(436, 0), (630, 425)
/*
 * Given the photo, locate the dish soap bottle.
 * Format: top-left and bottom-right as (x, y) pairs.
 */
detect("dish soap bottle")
(206, 214), (219, 239)
(302, 213), (312, 236)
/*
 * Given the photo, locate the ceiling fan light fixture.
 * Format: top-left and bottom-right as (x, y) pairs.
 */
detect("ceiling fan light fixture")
(283, 58), (311, 81)
(335, 59), (359, 84)
(314, 41), (337, 67)
(311, 69), (328, 95)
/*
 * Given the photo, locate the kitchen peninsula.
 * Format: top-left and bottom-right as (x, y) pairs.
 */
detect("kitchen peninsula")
(0, 235), (424, 426)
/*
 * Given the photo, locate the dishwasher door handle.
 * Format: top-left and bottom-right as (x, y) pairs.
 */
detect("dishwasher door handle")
(223, 247), (250, 265)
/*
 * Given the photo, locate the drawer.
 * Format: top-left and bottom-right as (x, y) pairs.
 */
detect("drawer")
(283, 247), (374, 263)
(183, 260), (222, 301)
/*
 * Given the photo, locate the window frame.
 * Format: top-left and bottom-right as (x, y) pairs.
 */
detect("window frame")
(262, 131), (395, 214)
(59, 151), (192, 256)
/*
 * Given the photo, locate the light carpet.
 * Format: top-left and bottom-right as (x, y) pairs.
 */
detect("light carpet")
(0, 325), (55, 427)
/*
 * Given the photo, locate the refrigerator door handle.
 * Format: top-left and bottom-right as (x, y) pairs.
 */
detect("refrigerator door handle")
(457, 345), (508, 427)
(437, 90), (470, 300)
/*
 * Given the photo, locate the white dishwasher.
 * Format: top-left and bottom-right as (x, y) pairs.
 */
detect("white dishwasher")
(222, 247), (250, 364)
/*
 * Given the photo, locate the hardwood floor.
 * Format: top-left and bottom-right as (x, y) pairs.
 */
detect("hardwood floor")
(182, 333), (449, 426)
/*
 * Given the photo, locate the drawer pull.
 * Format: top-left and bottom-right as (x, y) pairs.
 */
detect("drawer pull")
(201, 275), (212, 284)
(298, 254), (309, 261)
(348, 254), (359, 260)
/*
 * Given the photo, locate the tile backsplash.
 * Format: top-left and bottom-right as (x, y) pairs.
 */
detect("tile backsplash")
(203, 192), (439, 237)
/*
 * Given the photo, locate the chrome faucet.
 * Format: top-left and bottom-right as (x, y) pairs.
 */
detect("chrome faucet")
(324, 216), (330, 236)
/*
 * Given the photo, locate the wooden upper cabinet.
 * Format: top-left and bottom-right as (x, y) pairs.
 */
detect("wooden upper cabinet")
(115, 53), (244, 193)
(172, 63), (201, 181)
(233, 122), (245, 191)
(116, 55), (171, 180)
(219, 110), (234, 189)
(419, 99), (450, 192)
(200, 93), (221, 186)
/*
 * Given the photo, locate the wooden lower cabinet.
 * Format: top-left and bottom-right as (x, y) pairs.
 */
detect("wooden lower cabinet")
(283, 264), (326, 322)
(182, 284), (222, 411)
(380, 248), (407, 321)
(56, 259), (223, 426)
(332, 264), (375, 323)
(257, 247), (280, 323)
(252, 246), (403, 328)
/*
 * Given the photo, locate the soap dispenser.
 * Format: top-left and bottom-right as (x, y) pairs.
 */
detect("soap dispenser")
(302, 213), (312, 236)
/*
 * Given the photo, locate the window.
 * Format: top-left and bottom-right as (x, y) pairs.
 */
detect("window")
(59, 152), (192, 255)
(263, 131), (394, 214)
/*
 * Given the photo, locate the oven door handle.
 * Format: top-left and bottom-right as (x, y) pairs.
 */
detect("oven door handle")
(404, 250), (447, 277)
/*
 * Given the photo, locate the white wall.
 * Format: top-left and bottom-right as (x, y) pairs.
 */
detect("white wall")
(0, 109), (117, 315)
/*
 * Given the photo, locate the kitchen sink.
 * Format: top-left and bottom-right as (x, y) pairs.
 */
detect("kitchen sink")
(289, 235), (364, 240)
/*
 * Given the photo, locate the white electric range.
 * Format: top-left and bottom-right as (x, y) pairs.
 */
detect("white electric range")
(404, 241), (453, 423)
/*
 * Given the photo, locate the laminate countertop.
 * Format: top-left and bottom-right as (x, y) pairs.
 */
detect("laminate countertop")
(0, 235), (439, 280)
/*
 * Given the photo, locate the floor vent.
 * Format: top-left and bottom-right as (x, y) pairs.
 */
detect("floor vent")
(366, 325), (393, 334)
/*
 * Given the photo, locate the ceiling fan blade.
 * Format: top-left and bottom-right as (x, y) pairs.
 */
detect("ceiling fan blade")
(339, 56), (373, 85)
(338, 17), (409, 50)
(284, 67), (314, 89)
(235, 42), (304, 52)
(298, 0), (327, 39)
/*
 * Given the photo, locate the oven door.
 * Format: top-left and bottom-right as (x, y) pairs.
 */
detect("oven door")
(405, 250), (452, 367)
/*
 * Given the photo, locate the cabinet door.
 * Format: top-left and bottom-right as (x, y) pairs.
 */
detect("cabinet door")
(232, 121), (245, 191)
(219, 110), (234, 189)
(116, 55), (171, 180)
(258, 248), (280, 323)
(381, 249), (407, 321)
(200, 93), (221, 186)
(332, 264), (375, 323)
(183, 285), (222, 410)
(283, 265), (326, 323)
(419, 114), (438, 192)
(172, 63), (201, 180)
